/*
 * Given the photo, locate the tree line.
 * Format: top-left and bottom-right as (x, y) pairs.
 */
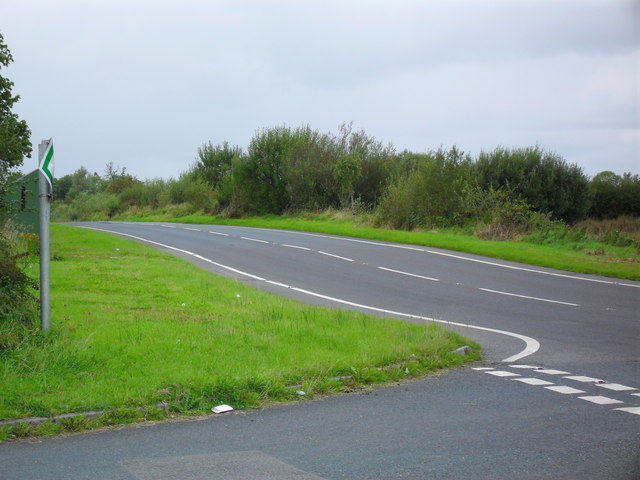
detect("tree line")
(53, 123), (639, 237)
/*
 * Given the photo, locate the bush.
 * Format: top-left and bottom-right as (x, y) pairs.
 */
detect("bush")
(475, 146), (590, 223)
(0, 224), (38, 330)
(375, 147), (474, 229)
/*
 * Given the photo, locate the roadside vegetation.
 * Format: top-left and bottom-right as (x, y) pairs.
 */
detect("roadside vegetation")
(0, 225), (478, 440)
(49, 124), (640, 279)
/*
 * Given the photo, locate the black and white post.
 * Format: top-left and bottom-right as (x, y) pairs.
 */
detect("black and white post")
(38, 139), (54, 333)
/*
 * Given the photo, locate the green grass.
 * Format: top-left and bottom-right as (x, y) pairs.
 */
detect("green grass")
(122, 211), (640, 281)
(0, 224), (478, 439)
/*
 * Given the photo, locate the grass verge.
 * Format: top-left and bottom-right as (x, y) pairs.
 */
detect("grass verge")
(121, 211), (640, 281)
(0, 224), (479, 441)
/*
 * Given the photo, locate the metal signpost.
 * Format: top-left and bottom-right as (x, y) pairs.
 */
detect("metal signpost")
(38, 139), (54, 333)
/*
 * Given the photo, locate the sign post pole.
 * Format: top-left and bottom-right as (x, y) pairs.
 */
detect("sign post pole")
(38, 139), (54, 333)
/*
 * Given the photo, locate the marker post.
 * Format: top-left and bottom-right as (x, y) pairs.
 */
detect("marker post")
(38, 139), (54, 333)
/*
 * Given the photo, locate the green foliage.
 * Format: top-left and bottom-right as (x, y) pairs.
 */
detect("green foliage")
(475, 146), (590, 223)
(376, 147), (474, 229)
(588, 171), (640, 219)
(193, 141), (242, 189)
(0, 32), (32, 173)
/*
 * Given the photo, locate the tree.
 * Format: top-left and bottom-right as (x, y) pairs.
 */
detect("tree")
(0, 32), (32, 215)
(475, 146), (590, 223)
(193, 141), (242, 189)
(0, 32), (36, 326)
(589, 171), (640, 219)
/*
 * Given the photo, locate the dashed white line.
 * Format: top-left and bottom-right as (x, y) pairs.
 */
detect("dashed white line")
(614, 407), (640, 415)
(472, 367), (495, 371)
(564, 376), (603, 383)
(208, 231), (230, 237)
(160, 225), (177, 228)
(184, 227), (201, 232)
(545, 386), (586, 394)
(318, 251), (355, 262)
(509, 365), (540, 369)
(282, 244), (311, 251)
(486, 370), (521, 377)
(514, 378), (555, 386)
(241, 237), (270, 244)
(535, 369), (571, 375)
(597, 383), (637, 392)
(378, 267), (439, 282)
(579, 396), (624, 405)
(479, 288), (579, 307)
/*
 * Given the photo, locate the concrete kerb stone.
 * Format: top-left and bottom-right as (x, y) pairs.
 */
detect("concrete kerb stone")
(0, 411), (105, 429)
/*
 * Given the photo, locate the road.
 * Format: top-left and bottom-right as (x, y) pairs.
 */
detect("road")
(1, 221), (638, 479)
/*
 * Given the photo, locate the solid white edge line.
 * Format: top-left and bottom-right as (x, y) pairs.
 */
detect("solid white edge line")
(378, 267), (439, 282)
(479, 288), (579, 307)
(77, 226), (542, 364)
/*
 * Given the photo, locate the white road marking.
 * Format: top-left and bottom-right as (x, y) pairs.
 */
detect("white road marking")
(545, 386), (585, 394)
(631, 393), (640, 397)
(424, 249), (640, 288)
(79, 226), (542, 363)
(564, 376), (603, 383)
(535, 369), (571, 375)
(282, 244), (311, 251)
(184, 225), (640, 288)
(472, 367), (495, 371)
(579, 396), (624, 405)
(486, 371), (521, 377)
(266, 280), (293, 289)
(514, 378), (554, 386)
(479, 288), (579, 307)
(508, 365), (540, 369)
(241, 237), (270, 244)
(160, 225), (176, 228)
(289, 286), (540, 363)
(378, 267), (439, 282)
(208, 231), (230, 237)
(184, 228), (201, 232)
(318, 251), (355, 262)
(614, 407), (640, 415)
(597, 383), (637, 392)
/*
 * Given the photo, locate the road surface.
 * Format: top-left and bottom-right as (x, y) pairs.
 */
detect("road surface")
(1, 221), (638, 479)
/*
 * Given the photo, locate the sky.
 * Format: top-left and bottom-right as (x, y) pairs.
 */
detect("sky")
(1, 0), (638, 181)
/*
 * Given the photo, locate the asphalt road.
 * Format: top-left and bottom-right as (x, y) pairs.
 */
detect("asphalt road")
(1, 221), (638, 479)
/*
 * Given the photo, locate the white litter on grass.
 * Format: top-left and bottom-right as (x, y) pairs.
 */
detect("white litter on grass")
(296, 390), (306, 396)
(181, 303), (186, 307)
(212, 404), (234, 414)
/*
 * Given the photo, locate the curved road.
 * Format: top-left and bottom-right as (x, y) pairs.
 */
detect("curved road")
(2, 221), (639, 479)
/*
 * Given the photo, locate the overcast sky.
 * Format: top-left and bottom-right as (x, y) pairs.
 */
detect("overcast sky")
(2, 0), (638, 181)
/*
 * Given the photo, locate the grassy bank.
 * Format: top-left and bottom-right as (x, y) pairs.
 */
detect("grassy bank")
(0, 224), (479, 440)
(120, 210), (640, 281)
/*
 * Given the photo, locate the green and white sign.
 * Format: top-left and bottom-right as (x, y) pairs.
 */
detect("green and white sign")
(38, 139), (54, 191)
